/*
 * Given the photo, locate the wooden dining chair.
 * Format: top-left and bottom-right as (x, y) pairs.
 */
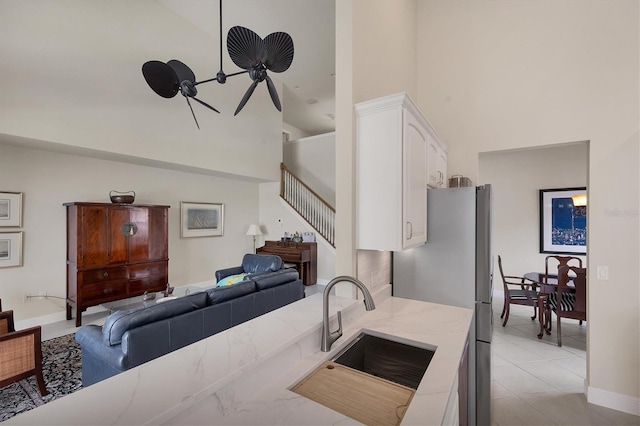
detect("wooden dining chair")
(544, 255), (583, 325)
(538, 265), (587, 347)
(544, 255), (583, 282)
(0, 309), (49, 396)
(498, 255), (539, 326)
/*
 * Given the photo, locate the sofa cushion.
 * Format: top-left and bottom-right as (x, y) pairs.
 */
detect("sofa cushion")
(206, 280), (256, 305)
(252, 269), (299, 290)
(102, 292), (208, 346)
(241, 253), (283, 274)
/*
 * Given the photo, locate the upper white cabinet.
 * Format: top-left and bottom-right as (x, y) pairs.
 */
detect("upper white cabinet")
(427, 129), (448, 188)
(356, 92), (432, 251)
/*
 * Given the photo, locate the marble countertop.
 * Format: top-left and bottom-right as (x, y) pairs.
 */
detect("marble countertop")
(7, 285), (473, 426)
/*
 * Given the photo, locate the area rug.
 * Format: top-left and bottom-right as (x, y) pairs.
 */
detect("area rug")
(0, 333), (82, 422)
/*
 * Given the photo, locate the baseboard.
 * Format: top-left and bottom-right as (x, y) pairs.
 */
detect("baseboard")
(587, 383), (640, 416)
(14, 304), (108, 331)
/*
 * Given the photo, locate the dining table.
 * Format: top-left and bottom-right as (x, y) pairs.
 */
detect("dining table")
(523, 272), (558, 294)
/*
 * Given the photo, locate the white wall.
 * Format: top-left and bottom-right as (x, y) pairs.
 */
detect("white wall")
(283, 132), (336, 206)
(417, 0), (639, 413)
(258, 182), (335, 283)
(0, 144), (259, 321)
(480, 143), (588, 277)
(0, 0), (283, 182)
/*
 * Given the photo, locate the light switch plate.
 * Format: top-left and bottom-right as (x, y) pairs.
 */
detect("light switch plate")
(596, 265), (609, 280)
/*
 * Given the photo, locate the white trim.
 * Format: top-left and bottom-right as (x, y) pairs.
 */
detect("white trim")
(14, 304), (108, 331)
(587, 384), (640, 416)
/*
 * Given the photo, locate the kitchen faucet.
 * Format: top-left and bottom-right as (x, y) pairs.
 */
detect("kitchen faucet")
(321, 275), (376, 352)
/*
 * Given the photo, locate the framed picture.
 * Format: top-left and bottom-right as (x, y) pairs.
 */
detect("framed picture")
(0, 232), (23, 268)
(539, 187), (587, 254)
(0, 192), (23, 227)
(180, 202), (224, 238)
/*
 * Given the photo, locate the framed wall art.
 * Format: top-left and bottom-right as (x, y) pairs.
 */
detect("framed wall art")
(0, 232), (23, 268)
(0, 192), (23, 227)
(539, 187), (587, 254)
(180, 202), (224, 238)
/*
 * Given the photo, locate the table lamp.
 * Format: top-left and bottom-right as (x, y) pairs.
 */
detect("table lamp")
(246, 224), (263, 253)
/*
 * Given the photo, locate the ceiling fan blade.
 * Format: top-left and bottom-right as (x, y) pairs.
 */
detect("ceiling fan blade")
(167, 59), (196, 83)
(234, 80), (260, 116)
(185, 97), (200, 129)
(192, 96), (221, 114)
(227, 26), (267, 70)
(264, 32), (294, 73)
(142, 61), (179, 98)
(265, 75), (281, 111)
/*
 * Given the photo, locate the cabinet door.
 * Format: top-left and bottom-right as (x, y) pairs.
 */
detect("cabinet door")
(427, 136), (439, 188)
(437, 149), (448, 188)
(80, 206), (127, 267)
(108, 207), (129, 264)
(79, 205), (109, 268)
(403, 110), (428, 248)
(129, 207), (168, 262)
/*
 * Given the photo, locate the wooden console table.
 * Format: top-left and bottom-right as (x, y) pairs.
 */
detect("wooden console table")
(257, 240), (317, 285)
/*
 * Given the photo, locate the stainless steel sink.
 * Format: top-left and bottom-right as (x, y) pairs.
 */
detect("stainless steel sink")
(331, 331), (435, 390)
(290, 331), (436, 425)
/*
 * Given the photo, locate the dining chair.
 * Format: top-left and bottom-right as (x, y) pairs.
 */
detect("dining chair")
(538, 265), (587, 347)
(544, 255), (583, 325)
(0, 309), (49, 396)
(498, 255), (539, 326)
(544, 255), (583, 282)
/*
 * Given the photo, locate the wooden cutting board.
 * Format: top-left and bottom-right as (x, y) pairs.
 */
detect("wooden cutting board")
(291, 361), (414, 426)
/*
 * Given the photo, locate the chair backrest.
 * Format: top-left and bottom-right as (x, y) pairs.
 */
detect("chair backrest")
(557, 265), (587, 315)
(0, 310), (16, 335)
(545, 255), (583, 282)
(497, 255), (510, 291)
(241, 253), (283, 274)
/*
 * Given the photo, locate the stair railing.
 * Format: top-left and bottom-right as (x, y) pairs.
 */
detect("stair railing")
(280, 163), (335, 247)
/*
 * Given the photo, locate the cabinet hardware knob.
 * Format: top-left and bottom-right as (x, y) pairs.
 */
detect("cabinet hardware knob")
(103, 289), (111, 294)
(103, 272), (109, 277)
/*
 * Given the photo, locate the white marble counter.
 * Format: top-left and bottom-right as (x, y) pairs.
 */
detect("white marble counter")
(7, 285), (472, 426)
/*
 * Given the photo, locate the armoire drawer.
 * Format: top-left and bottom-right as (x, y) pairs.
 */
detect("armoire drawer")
(128, 261), (167, 279)
(82, 280), (128, 303)
(80, 267), (128, 285)
(129, 275), (167, 294)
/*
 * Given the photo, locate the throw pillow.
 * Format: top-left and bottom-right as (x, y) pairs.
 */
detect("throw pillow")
(216, 273), (247, 287)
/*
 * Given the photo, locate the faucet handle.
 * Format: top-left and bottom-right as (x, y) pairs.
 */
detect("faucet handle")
(335, 310), (343, 336)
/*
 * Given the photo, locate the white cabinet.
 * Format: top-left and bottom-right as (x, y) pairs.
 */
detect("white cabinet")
(427, 131), (448, 188)
(355, 92), (430, 251)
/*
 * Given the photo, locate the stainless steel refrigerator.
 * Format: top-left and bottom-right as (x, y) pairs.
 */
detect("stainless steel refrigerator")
(393, 185), (493, 426)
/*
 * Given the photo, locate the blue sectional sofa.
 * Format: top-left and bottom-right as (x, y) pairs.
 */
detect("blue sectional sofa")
(75, 259), (303, 386)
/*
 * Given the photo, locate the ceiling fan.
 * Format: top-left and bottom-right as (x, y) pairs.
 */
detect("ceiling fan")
(141, 0), (295, 129)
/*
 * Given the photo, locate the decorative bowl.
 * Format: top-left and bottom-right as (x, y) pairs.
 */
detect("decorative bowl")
(110, 190), (135, 204)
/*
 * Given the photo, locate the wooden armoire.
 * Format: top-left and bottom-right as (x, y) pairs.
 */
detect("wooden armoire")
(64, 202), (169, 326)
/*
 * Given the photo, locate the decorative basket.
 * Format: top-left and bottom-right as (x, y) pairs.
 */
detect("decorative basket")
(109, 190), (135, 204)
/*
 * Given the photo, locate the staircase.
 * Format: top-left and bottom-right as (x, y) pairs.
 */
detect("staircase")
(280, 163), (335, 247)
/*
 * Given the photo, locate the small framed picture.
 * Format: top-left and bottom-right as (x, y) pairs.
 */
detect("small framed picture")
(539, 187), (587, 254)
(0, 232), (24, 268)
(180, 202), (224, 238)
(0, 192), (23, 227)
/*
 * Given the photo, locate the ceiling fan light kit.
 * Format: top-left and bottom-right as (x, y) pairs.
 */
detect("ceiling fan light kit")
(141, 0), (294, 128)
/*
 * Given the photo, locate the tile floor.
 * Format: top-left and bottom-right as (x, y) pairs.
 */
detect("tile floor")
(36, 288), (640, 425)
(491, 292), (640, 425)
